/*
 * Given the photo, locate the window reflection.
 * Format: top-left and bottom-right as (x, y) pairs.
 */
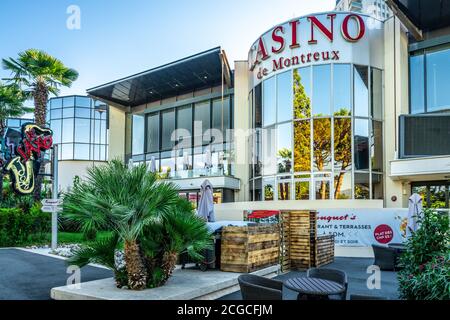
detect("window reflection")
(212, 97), (230, 137)
(295, 175), (310, 200)
(263, 126), (277, 175)
(132, 115), (144, 155)
(75, 118), (90, 143)
(354, 65), (369, 117)
(313, 118), (331, 171)
(263, 76), (276, 126)
(277, 122), (292, 173)
(62, 118), (74, 143)
(74, 144), (90, 160)
(315, 177), (330, 200)
(51, 120), (61, 144)
(354, 119), (369, 170)
(355, 172), (370, 199)
(278, 176), (291, 200)
(313, 65), (331, 116)
(371, 68), (382, 119)
(161, 109), (175, 150)
(372, 173), (383, 200)
(334, 118), (352, 171)
(371, 121), (383, 172)
(263, 177), (275, 201)
(146, 113), (160, 153)
(410, 54), (425, 114)
(194, 101), (210, 146)
(333, 64), (351, 115)
(277, 71), (292, 122)
(334, 171), (352, 199)
(426, 48), (450, 112)
(293, 68), (311, 119)
(294, 120), (310, 172)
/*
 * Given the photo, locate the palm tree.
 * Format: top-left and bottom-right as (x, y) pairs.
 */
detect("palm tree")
(63, 160), (212, 290)
(2, 49), (79, 200)
(0, 82), (31, 200)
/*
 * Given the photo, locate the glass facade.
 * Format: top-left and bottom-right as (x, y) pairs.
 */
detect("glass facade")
(410, 45), (450, 114)
(249, 64), (384, 201)
(48, 96), (108, 161)
(130, 95), (233, 179)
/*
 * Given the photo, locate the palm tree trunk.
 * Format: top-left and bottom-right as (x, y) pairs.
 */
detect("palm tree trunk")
(124, 240), (147, 290)
(161, 251), (178, 284)
(32, 81), (49, 201)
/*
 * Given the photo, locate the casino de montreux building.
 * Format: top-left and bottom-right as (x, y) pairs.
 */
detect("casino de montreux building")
(88, 7), (450, 211)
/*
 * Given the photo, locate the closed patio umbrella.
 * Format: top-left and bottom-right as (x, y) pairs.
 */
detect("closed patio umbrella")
(149, 156), (157, 173)
(197, 179), (215, 222)
(183, 151), (190, 170)
(407, 193), (423, 237)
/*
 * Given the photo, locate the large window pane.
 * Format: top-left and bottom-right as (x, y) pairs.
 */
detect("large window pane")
(410, 54), (425, 114)
(333, 64), (351, 115)
(146, 113), (160, 153)
(63, 96), (74, 108)
(262, 126), (277, 175)
(194, 101), (210, 146)
(132, 115), (144, 155)
(354, 119), (369, 170)
(254, 178), (262, 201)
(254, 128), (262, 176)
(355, 172), (370, 199)
(334, 118), (352, 171)
(61, 144), (73, 160)
(74, 118), (90, 143)
(426, 48), (450, 112)
(277, 122), (292, 173)
(354, 65), (369, 117)
(51, 109), (62, 120)
(313, 118), (331, 171)
(62, 118), (74, 143)
(161, 109), (175, 150)
(160, 151), (175, 178)
(50, 120), (61, 144)
(75, 107), (91, 118)
(99, 121), (107, 144)
(212, 97), (229, 142)
(255, 84), (262, 128)
(75, 96), (91, 108)
(293, 67), (311, 119)
(315, 178), (330, 200)
(372, 173), (383, 200)
(371, 121), (383, 172)
(313, 65), (331, 116)
(277, 71), (292, 122)
(334, 171), (352, 199)
(263, 76), (276, 126)
(74, 144), (90, 160)
(63, 107), (74, 118)
(371, 68), (382, 119)
(295, 175), (310, 200)
(51, 98), (62, 109)
(294, 120), (311, 172)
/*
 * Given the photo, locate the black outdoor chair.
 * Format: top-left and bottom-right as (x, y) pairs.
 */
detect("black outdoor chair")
(349, 294), (386, 300)
(238, 274), (283, 300)
(306, 268), (348, 300)
(372, 244), (397, 271)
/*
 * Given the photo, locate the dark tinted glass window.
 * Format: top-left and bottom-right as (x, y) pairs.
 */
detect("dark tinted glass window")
(161, 109), (175, 150)
(146, 113), (160, 153)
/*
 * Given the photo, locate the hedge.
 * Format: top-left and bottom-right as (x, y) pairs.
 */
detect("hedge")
(0, 204), (51, 247)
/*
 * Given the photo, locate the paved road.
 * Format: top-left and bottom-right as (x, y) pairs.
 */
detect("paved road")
(0, 249), (113, 300)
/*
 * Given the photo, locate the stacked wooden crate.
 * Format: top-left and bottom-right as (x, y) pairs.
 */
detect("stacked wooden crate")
(220, 224), (280, 273)
(280, 210), (334, 270)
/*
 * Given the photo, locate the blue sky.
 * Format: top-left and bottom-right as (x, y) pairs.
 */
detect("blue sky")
(0, 0), (334, 99)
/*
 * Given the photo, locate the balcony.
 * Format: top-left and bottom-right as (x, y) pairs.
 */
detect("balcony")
(391, 114), (450, 181)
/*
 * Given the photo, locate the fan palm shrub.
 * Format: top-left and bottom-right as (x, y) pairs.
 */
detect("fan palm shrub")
(63, 160), (212, 290)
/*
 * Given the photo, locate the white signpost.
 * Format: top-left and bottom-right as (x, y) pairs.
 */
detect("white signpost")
(44, 144), (60, 250)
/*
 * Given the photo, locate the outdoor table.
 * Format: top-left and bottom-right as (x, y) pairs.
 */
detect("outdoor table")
(284, 277), (345, 300)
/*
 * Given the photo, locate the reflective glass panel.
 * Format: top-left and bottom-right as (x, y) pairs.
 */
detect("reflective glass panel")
(295, 177), (310, 200)
(313, 65), (331, 116)
(355, 172), (370, 199)
(255, 84), (262, 128)
(161, 109), (175, 150)
(294, 120), (311, 172)
(176, 105), (192, 147)
(146, 113), (160, 153)
(354, 119), (369, 170)
(63, 108), (74, 118)
(254, 178), (262, 201)
(75, 97), (91, 108)
(51, 109), (62, 120)
(334, 118), (352, 171)
(263, 177), (275, 201)
(263, 76), (276, 126)
(62, 118), (74, 143)
(277, 71), (292, 122)
(313, 118), (332, 171)
(333, 64), (351, 115)
(371, 121), (383, 172)
(426, 48), (450, 112)
(74, 144), (90, 160)
(293, 67), (311, 119)
(410, 54), (425, 114)
(212, 97), (230, 136)
(63, 96), (74, 108)
(194, 101), (210, 146)
(262, 126), (276, 175)
(74, 118), (90, 143)
(371, 68), (382, 119)
(334, 171), (352, 199)
(372, 173), (383, 200)
(354, 65), (369, 117)
(50, 120), (61, 144)
(277, 122), (292, 173)
(278, 176), (291, 200)
(51, 98), (62, 109)
(315, 179), (330, 200)
(132, 115), (145, 155)
(61, 143), (73, 160)
(75, 108), (91, 118)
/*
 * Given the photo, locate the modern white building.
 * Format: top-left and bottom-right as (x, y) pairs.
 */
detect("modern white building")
(335, 0), (392, 20)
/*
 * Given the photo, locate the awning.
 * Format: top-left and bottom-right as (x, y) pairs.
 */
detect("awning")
(87, 47), (232, 108)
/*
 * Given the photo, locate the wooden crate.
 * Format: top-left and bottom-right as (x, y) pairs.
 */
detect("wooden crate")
(220, 224), (280, 273)
(280, 211), (334, 271)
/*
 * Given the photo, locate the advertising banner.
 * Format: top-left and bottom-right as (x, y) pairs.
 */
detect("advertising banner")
(317, 209), (409, 247)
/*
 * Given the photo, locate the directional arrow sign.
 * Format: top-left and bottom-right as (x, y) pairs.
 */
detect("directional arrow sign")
(41, 199), (63, 206)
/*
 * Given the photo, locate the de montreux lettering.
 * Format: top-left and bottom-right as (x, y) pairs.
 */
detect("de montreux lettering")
(251, 13), (366, 78)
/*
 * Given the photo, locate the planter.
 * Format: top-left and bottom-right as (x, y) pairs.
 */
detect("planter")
(220, 224), (280, 273)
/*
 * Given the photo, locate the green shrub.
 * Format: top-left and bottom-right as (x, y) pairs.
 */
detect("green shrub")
(0, 204), (51, 247)
(398, 209), (450, 300)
